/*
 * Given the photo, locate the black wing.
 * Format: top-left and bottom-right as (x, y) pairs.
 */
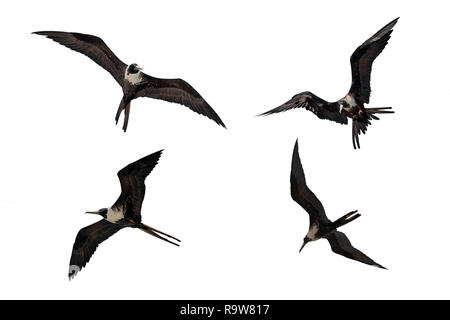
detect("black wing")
(325, 231), (386, 269)
(69, 219), (124, 279)
(259, 91), (348, 125)
(33, 31), (127, 86)
(290, 140), (330, 225)
(135, 75), (226, 128)
(112, 150), (163, 221)
(348, 18), (399, 104)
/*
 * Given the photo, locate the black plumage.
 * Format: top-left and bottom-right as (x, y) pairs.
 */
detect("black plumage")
(69, 150), (180, 279)
(33, 31), (226, 131)
(259, 18), (398, 149)
(290, 140), (385, 268)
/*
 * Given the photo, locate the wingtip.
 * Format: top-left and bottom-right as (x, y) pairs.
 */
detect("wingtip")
(293, 139), (299, 154)
(387, 17), (400, 29)
(68, 265), (81, 280)
(257, 110), (273, 117)
(32, 31), (48, 36)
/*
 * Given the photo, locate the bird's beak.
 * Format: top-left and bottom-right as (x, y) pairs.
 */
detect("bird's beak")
(299, 241), (307, 253)
(85, 211), (98, 215)
(339, 105), (343, 113)
(137, 66), (143, 71)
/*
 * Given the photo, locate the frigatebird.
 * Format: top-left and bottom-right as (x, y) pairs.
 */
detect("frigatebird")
(259, 18), (398, 149)
(68, 150), (180, 279)
(33, 31), (226, 131)
(290, 140), (385, 268)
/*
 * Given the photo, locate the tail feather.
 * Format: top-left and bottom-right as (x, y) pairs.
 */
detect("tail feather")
(352, 107), (394, 149)
(332, 210), (361, 229)
(138, 223), (181, 247)
(115, 96), (128, 124)
(366, 107), (395, 114)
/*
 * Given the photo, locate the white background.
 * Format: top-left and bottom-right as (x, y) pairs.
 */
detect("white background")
(0, 0), (448, 299)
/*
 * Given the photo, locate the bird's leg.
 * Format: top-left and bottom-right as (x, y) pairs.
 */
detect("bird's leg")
(122, 104), (131, 132)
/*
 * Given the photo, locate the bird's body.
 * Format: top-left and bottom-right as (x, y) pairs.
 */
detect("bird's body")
(290, 140), (385, 268)
(259, 18), (399, 149)
(68, 150), (180, 280)
(33, 31), (226, 131)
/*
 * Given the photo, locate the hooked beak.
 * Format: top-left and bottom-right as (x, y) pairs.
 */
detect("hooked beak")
(137, 66), (143, 71)
(85, 211), (99, 215)
(299, 241), (308, 253)
(339, 105), (343, 113)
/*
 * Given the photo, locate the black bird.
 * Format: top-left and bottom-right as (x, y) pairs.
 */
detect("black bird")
(259, 18), (398, 149)
(290, 140), (385, 268)
(68, 150), (180, 279)
(33, 31), (226, 131)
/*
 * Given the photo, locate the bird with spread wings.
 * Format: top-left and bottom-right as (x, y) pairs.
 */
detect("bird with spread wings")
(260, 18), (398, 149)
(33, 31), (226, 131)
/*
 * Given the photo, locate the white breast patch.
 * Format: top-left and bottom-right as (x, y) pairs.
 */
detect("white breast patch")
(106, 207), (124, 223)
(307, 224), (319, 240)
(344, 94), (357, 107)
(125, 72), (143, 85)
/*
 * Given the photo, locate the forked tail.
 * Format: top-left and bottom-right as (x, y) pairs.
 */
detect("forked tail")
(115, 96), (131, 132)
(365, 107), (395, 120)
(138, 223), (181, 247)
(352, 107), (394, 149)
(331, 210), (361, 230)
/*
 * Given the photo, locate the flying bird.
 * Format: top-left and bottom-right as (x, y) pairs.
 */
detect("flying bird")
(68, 150), (180, 279)
(290, 140), (385, 268)
(33, 31), (226, 131)
(259, 18), (398, 149)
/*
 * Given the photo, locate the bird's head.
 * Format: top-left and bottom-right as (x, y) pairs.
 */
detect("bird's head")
(299, 236), (311, 253)
(127, 63), (143, 74)
(85, 208), (107, 218)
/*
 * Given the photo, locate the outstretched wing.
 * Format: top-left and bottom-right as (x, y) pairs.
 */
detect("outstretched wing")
(349, 18), (399, 104)
(113, 150), (163, 221)
(69, 219), (124, 279)
(259, 91), (348, 125)
(325, 231), (386, 269)
(136, 75), (226, 128)
(33, 31), (127, 86)
(290, 139), (330, 225)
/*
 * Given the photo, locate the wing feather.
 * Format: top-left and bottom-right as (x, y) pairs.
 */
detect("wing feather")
(113, 150), (163, 221)
(69, 220), (124, 279)
(260, 92), (348, 125)
(290, 140), (330, 224)
(136, 75), (226, 128)
(33, 31), (127, 86)
(325, 231), (385, 268)
(349, 18), (399, 103)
